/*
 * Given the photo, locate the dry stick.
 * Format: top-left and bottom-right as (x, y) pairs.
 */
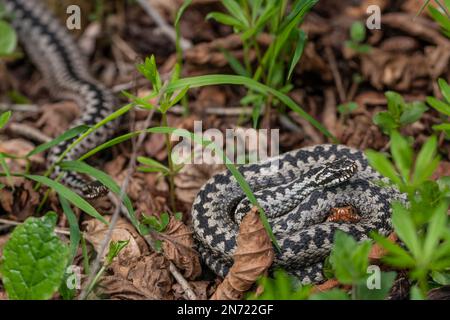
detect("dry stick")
(135, 0), (192, 50)
(7, 123), (52, 143)
(0, 103), (40, 113)
(0, 218), (71, 235)
(325, 46), (346, 103)
(77, 109), (155, 299)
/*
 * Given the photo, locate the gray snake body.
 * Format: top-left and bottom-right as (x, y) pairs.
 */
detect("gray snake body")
(192, 144), (404, 284)
(4, 0), (115, 197)
(4, 1), (404, 283)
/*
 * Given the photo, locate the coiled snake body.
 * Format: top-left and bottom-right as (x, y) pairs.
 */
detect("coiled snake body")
(192, 144), (404, 284)
(5, 1), (403, 283)
(4, 0), (115, 197)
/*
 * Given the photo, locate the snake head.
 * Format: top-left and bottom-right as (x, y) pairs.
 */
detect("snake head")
(314, 158), (357, 187)
(81, 181), (109, 199)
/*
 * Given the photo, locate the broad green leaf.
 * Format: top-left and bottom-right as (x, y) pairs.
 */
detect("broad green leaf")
(329, 231), (372, 284)
(390, 131), (413, 181)
(24, 174), (108, 225)
(27, 125), (90, 157)
(355, 271), (396, 300)
(426, 96), (450, 116)
(309, 288), (350, 300)
(391, 202), (421, 257)
(399, 102), (427, 125)
(438, 78), (450, 103)
(0, 20), (17, 55)
(410, 285), (425, 300)
(350, 21), (366, 42)
(0, 110), (12, 129)
(413, 135), (439, 185)
(431, 271), (450, 285)
(1, 212), (69, 300)
(372, 111), (398, 134)
(365, 150), (402, 186)
(428, 5), (450, 37)
(371, 232), (416, 268)
(422, 202), (448, 262)
(106, 240), (129, 265)
(385, 91), (404, 118)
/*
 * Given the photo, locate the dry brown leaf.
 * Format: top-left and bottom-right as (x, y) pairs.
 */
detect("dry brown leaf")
(160, 217), (202, 280)
(100, 253), (173, 300)
(172, 280), (219, 300)
(211, 207), (274, 300)
(369, 232), (398, 262)
(311, 279), (340, 294)
(0, 138), (44, 171)
(37, 101), (80, 137)
(174, 163), (225, 203)
(0, 178), (40, 220)
(83, 217), (148, 270)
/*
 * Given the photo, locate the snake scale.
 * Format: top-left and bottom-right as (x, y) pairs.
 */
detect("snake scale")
(192, 144), (404, 284)
(4, 1), (404, 284)
(3, 0), (115, 198)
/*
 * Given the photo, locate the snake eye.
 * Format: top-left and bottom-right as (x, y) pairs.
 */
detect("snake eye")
(315, 158), (357, 187)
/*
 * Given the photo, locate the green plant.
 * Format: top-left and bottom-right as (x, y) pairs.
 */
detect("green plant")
(207, 0), (316, 126)
(427, 0), (450, 38)
(345, 21), (372, 54)
(373, 91), (428, 135)
(427, 78), (450, 137)
(83, 240), (129, 298)
(366, 130), (450, 296)
(0, 212), (69, 299)
(0, 3), (17, 57)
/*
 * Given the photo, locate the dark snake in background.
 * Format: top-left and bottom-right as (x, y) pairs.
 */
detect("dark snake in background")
(3, 0), (404, 283)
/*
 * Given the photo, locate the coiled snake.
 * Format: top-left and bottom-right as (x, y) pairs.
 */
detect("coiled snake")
(192, 144), (404, 284)
(4, 1), (403, 284)
(4, 0), (115, 198)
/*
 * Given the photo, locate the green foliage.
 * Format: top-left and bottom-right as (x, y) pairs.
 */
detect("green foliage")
(428, 0), (450, 38)
(0, 110), (11, 129)
(247, 269), (312, 300)
(106, 240), (130, 265)
(142, 212), (170, 232)
(367, 107), (450, 296)
(328, 231), (396, 300)
(0, 20), (17, 56)
(345, 21), (372, 54)
(427, 78), (450, 137)
(337, 102), (358, 117)
(208, 0), (317, 126)
(373, 91), (428, 134)
(0, 212), (69, 300)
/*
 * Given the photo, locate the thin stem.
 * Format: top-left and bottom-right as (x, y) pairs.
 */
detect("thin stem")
(161, 112), (176, 211)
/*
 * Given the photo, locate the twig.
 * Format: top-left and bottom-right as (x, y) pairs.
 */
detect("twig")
(0, 218), (70, 235)
(135, 0), (192, 50)
(325, 46), (346, 103)
(0, 103), (40, 113)
(78, 109), (155, 300)
(7, 123), (51, 143)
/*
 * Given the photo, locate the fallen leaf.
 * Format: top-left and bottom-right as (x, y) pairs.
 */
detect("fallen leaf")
(210, 207), (274, 300)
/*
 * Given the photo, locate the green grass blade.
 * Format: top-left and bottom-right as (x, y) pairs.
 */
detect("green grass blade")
(27, 125), (90, 157)
(59, 195), (81, 263)
(59, 161), (140, 231)
(24, 174), (108, 225)
(166, 75), (336, 141)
